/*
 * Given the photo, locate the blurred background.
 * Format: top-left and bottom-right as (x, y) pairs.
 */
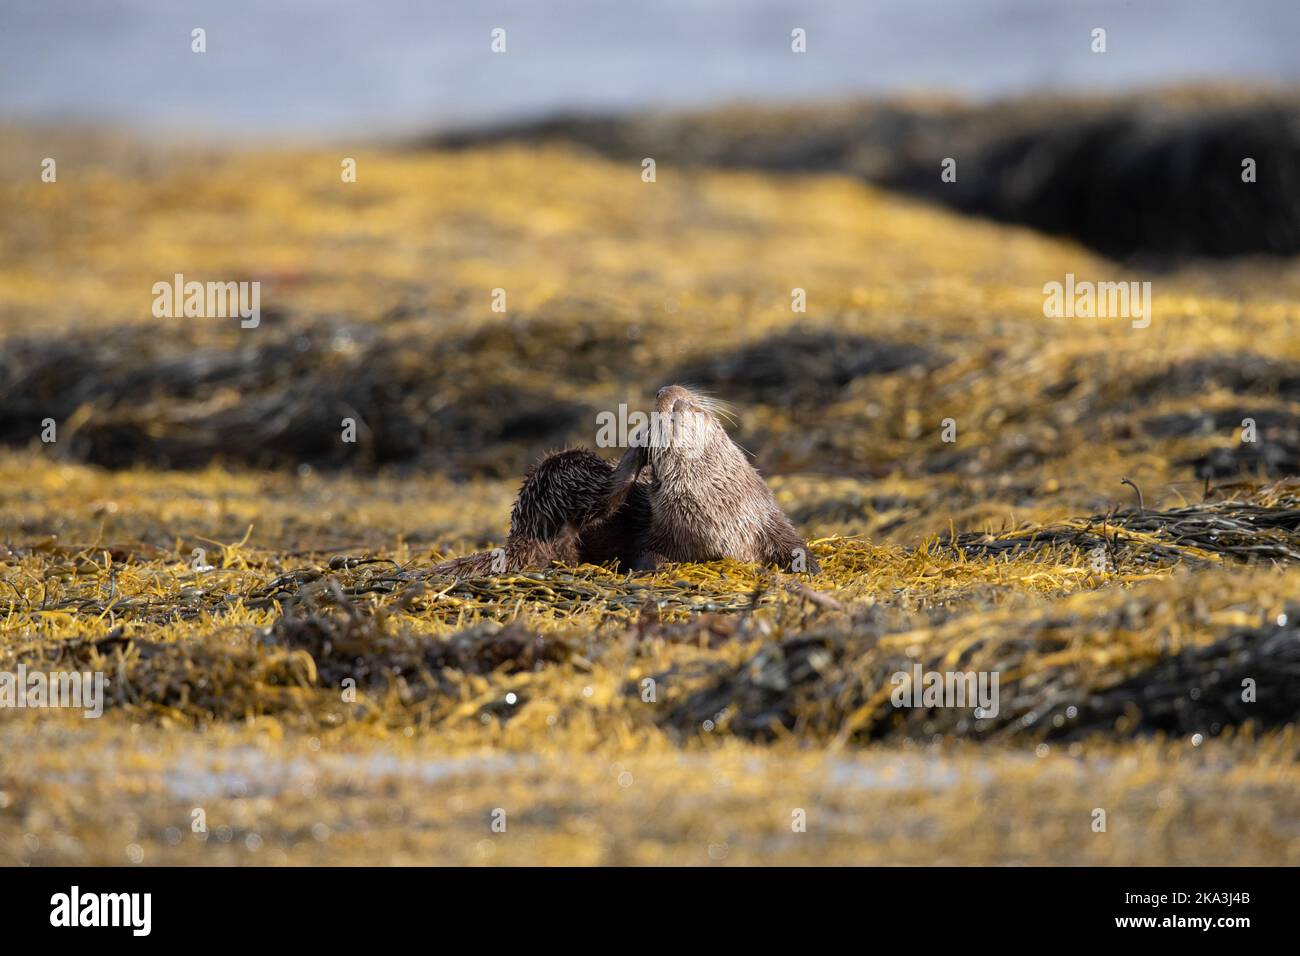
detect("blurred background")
(3, 0), (1299, 137)
(2, 0), (1299, 496)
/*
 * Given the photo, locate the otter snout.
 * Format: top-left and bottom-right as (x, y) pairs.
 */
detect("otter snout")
(654, 384), (697, 415)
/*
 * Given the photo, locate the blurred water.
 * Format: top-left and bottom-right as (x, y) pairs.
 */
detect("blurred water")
(1, 0), (1297, 138)
(153, 749), (1003, 801)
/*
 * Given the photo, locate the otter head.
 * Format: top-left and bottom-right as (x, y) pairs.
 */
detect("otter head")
(640, 384), (734, 472)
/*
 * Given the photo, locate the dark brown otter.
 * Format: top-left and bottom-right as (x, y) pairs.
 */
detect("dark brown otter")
(432, 446), (651, 576)
(635, 384), (820, 573)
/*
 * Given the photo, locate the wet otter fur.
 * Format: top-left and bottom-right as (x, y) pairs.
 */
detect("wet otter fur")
(635, 384), (819, 572)
(432, 446), (651, 576)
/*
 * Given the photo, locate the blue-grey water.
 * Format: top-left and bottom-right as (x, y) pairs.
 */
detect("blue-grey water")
(1, 0), (1298, 139)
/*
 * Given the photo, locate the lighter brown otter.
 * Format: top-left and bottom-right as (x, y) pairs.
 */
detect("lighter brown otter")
(635, 384), (819, 573)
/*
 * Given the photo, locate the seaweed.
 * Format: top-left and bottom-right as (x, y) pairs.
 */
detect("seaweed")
(432, 89), (1300, 260)
(944, 492), (1300, 566)
(669, 329), (937, 407)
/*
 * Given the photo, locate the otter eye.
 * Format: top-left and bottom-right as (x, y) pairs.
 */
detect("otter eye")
(656, 387), (667, 399)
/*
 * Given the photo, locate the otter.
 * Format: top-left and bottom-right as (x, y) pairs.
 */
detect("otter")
(432, 386), (818, 576)
(432, 445), (651, 576)
(634, 384), (820, 573)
